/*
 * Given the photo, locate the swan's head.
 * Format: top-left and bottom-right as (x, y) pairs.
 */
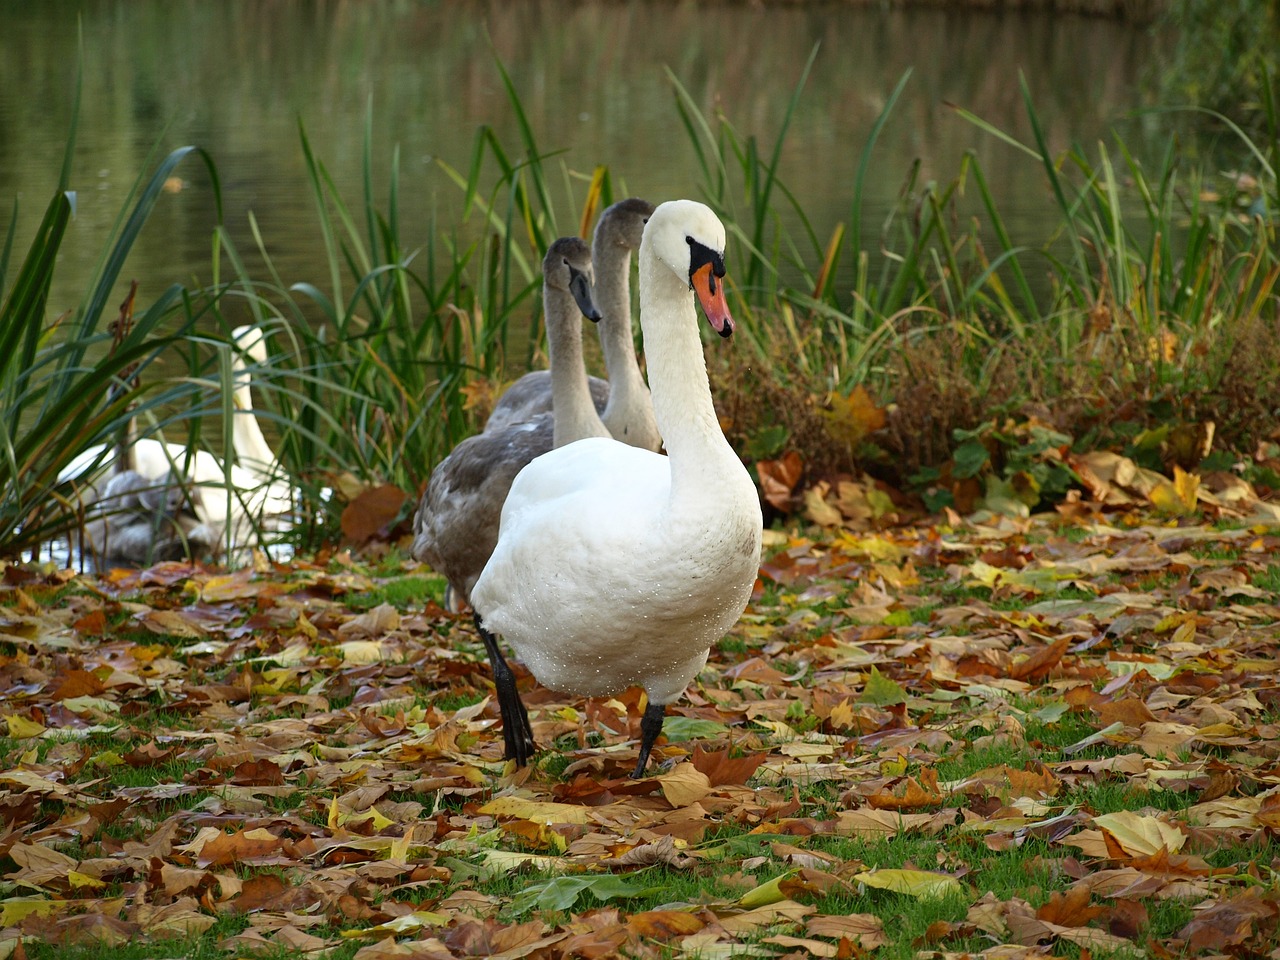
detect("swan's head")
(544, 236), (602, 323)
(643, 199), (734, 338)
(593, 197), (656, 253)
(231, 325), (269, 364)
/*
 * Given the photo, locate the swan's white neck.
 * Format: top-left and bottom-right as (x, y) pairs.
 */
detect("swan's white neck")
(546, 287), (609, 448)
(231, 357), (277, 477)
(638, 247), (739, 500)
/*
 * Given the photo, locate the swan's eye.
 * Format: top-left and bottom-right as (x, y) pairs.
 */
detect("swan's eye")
(685, 236), (693, 245)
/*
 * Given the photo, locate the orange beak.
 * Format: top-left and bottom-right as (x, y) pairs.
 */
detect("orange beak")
(691, 262), (734, 338)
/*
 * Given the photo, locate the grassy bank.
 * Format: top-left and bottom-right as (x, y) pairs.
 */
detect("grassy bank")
(1, 508), (1277, 957)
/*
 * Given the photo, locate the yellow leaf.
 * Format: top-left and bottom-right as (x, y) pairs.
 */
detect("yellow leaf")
(339, 640), (386, 665)
(1174, 465), (1200, 507)
(343, 910), (451, 938)
(803, 483), (844, 527)
(1149, 468), (1199, 516)
(819, 385), (885, 447)
(1092, 810), (1186, 856)
(4, 714), (46, 738)
(248, 642), (309, 667)
(345, 806), (397, 831)
(0, 898), (61, 926)
(657, 762), (712, 807)
(67, 870), (105, 890)
(478, 849), (562, 871)
(827, 698), (855, 731)
(835, 533), (907, 561)
(295, 614), (318, 641)
(852, 868), (963, 898)
(479, 796), (595, 825)
(739, 871), (797, 908)
(834, 810), (942, 840)
(199, 573), (261, 602)
(718, 900), (815, 937)
(387, 833), (411, 861)
(879, 756), (909, 777)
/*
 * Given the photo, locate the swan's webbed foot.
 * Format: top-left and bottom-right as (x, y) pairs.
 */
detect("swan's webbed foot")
(631, 700), (667, 779)
(473, 613), (536, 766)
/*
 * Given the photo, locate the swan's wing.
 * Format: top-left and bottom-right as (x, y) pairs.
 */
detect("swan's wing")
(411, 415), (555, 601)
(496, 436), (664, 532)
(475, 438), (670, 616)
(484, 371), (553, 433)
(484, 371), (610, 433)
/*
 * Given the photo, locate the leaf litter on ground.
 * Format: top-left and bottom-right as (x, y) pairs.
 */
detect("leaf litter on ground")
(1, 504), (1279, 959)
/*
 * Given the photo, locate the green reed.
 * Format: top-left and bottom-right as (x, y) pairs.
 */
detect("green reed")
(0, 54), (234, 560)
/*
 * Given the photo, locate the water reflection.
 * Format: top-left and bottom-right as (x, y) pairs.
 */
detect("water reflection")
(0, 1), (1165, 324)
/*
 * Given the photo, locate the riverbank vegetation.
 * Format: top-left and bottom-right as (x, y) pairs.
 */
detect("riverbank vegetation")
(3, 53), (1277, 561)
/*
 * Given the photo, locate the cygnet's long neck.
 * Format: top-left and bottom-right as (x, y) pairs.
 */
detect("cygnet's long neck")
(546, 286), (609, 448)
(594, 242), (653, 433)
(638, 246), (740, 500)
(231, 355), (278, 478)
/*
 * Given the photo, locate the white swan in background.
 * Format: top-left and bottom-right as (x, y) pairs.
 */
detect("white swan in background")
(411, 237), (609, 606)
(470, 200), (763, 776)
(484, 199), (661, 452)
(67, 325), (292, 564)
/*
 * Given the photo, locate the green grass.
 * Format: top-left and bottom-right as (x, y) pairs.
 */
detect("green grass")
(345, 575), (439, 611)
(22, 915), (290, 960)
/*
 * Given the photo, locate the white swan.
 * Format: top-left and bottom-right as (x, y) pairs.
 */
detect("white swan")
(483, 199), (660, 451)
(68, 325), (292, 564)
(470, 200), (763, 776)
(411, 237), (609, 604)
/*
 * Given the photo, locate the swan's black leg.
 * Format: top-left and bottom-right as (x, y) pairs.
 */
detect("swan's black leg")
(632, 700), (667, 779)
(473, 613), (535, 765)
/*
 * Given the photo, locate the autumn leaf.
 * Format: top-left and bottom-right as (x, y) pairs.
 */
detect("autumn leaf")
(757, 450), (804, 511)
(3, 474), (1278, 960)
(853, 868), (963, 899)
(819, 385), (886, 447)
(479, 796), (595, 825)
(1149, 465), (1200, 516)
(1092, 811), (1187, 857)
(657, 762), (713, 807)
(341, 483), (408, 544)
(509, 875), (664, 915)
(858, 665), (907, 706)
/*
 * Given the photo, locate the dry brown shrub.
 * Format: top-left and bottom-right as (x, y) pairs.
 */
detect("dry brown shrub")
(712, 291), (1280, 497)
(706, 346), (855, 479)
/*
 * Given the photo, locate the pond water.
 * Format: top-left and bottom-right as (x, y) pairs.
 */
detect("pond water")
(1, 0), (1175, 327)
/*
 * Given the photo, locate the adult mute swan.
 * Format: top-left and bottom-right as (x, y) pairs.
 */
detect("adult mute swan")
(411, 237), (609, 605)
(70, 325), (292, 564)
(470, 200), (763, 776)
(484, 199), (660, 452)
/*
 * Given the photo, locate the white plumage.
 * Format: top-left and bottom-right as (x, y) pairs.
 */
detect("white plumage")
(470, 200), (763, 776)
(64, 325), (292, 564)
